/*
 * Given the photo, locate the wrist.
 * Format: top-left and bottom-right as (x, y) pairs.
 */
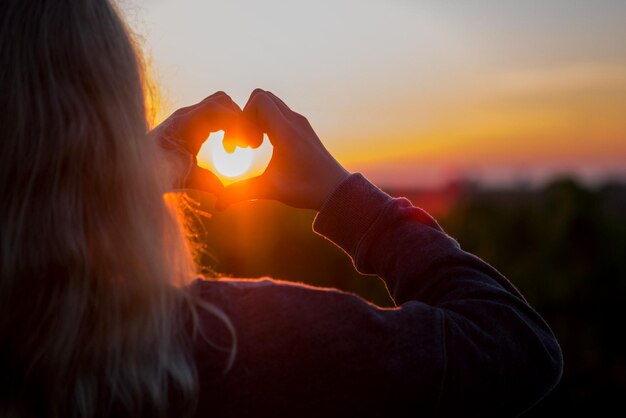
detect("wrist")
(314, 166), (351, 211)
(313, 173), (393, 268)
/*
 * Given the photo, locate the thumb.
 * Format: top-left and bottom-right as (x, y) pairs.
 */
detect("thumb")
(215, 176), (270, 211)
(186, 165), (224, 195)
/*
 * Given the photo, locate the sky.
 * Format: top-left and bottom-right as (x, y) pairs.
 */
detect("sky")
(122, 0), (626, 187)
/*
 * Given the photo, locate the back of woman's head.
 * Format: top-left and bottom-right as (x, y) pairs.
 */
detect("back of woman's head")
(0, 1), (205, 416)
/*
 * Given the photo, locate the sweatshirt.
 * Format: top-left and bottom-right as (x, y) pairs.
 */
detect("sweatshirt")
(184, 173), (563, 418)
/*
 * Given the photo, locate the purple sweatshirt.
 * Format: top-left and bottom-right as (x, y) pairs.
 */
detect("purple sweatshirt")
(184, 173), (563, 418)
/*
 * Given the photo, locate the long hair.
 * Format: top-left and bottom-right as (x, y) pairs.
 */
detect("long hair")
(0, 1), (233, 416)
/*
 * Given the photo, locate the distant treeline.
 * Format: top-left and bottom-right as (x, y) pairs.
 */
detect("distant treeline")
(190, 177), (626, 417)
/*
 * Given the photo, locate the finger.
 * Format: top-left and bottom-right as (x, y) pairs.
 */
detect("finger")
(266, 91), (291, 113)
(202, 92), (263, 152)
(223, 123), (264, 153)
(200, 91), (235, 106)
(243, 89), (286, 142)
(266, 91), (310, 125)
(201, 91), (228, 102)
(170, 104), (196, 117)
(247, 88), (265, 106)
(181, 91), (235, 116)
(184, 103), (239, 154)
(215, 176), (271, 211)
(223, 135), (237, 153)
(193, 91), (242, 130)
(185, 165), (224, 195)
(247, 89), (290, 118)
(238, 115), (265, 148)
(168, 91), (237, 123)
(208, 91), (245, 116)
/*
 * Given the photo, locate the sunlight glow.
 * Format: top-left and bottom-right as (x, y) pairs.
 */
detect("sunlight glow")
(196, 131), (273, 186)
(137, 0), (626, 187)
(197, 131), (253, 178)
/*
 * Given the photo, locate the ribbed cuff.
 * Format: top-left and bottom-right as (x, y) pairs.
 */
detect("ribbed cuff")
(313, 173), (393, 260)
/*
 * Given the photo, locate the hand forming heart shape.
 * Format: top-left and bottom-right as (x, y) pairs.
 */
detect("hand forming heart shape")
(153, 89), (349, 211)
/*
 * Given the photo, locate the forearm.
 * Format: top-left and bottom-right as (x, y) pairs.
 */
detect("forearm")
(313, 173), (563, 416)
(314, 173), (528, 305)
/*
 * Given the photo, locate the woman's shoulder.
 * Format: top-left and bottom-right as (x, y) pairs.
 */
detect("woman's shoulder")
(190, 276), (286, 290)
(186, 276), (359, 304)
(183, 276), (387, 334)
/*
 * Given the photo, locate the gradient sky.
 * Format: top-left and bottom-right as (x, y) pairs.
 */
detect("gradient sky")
(123, 0), (626, 187)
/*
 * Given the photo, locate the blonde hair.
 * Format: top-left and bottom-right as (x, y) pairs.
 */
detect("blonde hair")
(0, 0), (233, 416)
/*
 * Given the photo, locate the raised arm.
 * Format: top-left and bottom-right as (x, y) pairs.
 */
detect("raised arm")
(213, 89), (562, 416)
(157, 89), (562, 417)
(312, 172), (563, 416)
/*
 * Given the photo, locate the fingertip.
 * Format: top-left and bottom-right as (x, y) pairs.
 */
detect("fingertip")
(202, 91), (232, 107)
(223, 139), (236, 154)
(243, 90), (283, 135)
(250, 88), (265, 98)
(223, 127), (258, 150)
(209, 90), (229, 100)
(244, 125), (265, 148)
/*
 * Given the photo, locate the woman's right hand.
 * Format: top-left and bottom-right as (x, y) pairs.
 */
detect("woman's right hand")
(216, 89), (350, 211)
(150, 91), (259, 194)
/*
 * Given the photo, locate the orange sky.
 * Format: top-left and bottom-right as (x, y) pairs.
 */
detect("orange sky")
(130, 0), (626, 187)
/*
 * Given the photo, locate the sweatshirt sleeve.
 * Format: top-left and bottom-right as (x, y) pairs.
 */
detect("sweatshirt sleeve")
(312, 173), (563, 417)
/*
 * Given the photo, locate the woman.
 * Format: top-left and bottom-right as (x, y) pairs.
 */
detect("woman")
(0, 1), (562, 417)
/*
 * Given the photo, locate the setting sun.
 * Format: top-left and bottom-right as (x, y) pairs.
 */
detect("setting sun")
(196, 131), (274, 185)
(214, 146), (253, 177)
(140, 0), (626, 188)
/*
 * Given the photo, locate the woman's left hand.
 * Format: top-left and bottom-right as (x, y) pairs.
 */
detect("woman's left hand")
(149, 91), (262, 194)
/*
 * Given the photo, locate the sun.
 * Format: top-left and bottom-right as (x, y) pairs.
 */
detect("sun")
(196, 130), (273, 186)
(211, 143), (254, 178)
(196, 131), (254, 179)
